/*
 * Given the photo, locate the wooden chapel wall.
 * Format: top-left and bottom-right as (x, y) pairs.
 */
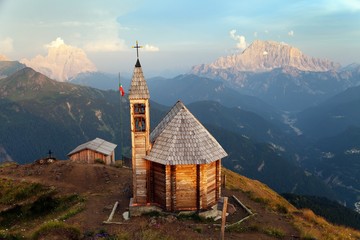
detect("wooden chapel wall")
(151, 161), (221, 211)
(173, 165), (197, 210)
(152, 162), (166, 207)
(204, 160), (219, 207)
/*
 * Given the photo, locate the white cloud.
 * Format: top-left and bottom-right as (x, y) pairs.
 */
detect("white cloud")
(84, 39), (126, 52)
(0, 37), (14, 53)
(229, 29), (247, 50)
(76, 18), (128, 53)
(254, 32), (258, 37)
(288, 30), (294, 36)
(45, 37), (65, 48)
(325, 0), (360, 12)
(143, 44), (159, 52)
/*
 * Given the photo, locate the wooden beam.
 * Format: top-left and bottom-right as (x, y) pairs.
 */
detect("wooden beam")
(220, 197), (228, 240)
(170, 165), (176, 211)
(196, 164), (200, 211)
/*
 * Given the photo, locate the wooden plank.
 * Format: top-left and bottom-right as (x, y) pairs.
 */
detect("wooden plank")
(175, 165), (197, 210)
(165, 165), (171, 211)
(152, 162), (166, 207)
(220, 197), (228, 240)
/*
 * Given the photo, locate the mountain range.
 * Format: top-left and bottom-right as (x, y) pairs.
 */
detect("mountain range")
(192, 40), (340, 73)
(191, 40), (360, 111)
(68, 40), (360, 112)
(1, 39), (360, 212)
(0, 66), (339, 203)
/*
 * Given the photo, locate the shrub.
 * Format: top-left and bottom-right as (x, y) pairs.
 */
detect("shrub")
(31, 221), (81, 240)
(138, 229), (173, 240)
(263, 226), (285, 238)
(0, 231), (22, 240)
(275, 204), (288, 214)
(116, 231), (130, 240)
(59, 201), (85, 221)
(227, 224), (260, 233)
(0, 180), (46, 205)
(94, 158), (105, 164)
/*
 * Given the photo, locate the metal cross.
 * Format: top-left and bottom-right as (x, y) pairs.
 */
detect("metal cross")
(132, 40), (143, 59)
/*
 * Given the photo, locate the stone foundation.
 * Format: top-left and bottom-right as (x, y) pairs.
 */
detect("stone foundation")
(129, 198), (163, 217)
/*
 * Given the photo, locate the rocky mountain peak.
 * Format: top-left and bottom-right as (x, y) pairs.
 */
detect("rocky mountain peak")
(192, 40), (340, 74)
(20, 38), (97, 82)
(0, 54), (10, 61)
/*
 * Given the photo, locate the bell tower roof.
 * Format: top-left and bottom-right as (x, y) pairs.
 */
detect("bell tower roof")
(128, 41), (150, 100)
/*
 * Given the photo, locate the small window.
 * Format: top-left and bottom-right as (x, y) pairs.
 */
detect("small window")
(134, 104), (145, 114)
(135, 117), (146, 132)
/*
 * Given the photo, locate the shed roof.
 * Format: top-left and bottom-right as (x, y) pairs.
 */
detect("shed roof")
(145, 101), (227, 165)
(68, 138), (117, 156)
(128, 59), (150, 100)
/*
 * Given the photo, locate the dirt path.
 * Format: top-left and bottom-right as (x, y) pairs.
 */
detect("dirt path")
(1, 161), (300, 239)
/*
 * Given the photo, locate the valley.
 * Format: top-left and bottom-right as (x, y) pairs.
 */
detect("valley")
(1, 39), (359, 218)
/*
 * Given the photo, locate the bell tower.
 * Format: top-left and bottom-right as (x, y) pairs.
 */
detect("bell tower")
(128, 41), (151, 204)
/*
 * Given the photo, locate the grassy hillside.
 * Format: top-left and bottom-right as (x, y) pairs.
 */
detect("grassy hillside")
(1, 161), (359, 240)
(0, 61), (25, 78)
(283, 193), (360, 230)
(223, 168), (360, 240)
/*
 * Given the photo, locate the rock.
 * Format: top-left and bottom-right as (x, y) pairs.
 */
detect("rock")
(199, 209), (220, 219)
(165, 215), (177, 223)
(227, 203), (237, 214)
(149, 217), (157, 226)
(122, 211), (130, 220)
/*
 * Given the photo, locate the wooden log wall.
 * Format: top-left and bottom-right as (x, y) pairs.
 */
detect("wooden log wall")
(151, 160), (221, 211)
(69, 149), (113, 165)
(132, 134), (148, 203)
(152, 162), (166, 207)
(216, 160), (221, 200)
(205, 161), (217, 207)
(174, 165), (197, 210)
(130, 99), (150, 204)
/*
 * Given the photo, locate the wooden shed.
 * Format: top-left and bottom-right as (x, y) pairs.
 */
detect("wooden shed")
(68, 138), (117, 165)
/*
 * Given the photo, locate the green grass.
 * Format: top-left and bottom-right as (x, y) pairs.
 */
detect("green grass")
(0, 179), (48, 205)
(0, 231), (23, 240)
(0, 192), (84, 229)
(136, 228), (174, 240)
(263, 226), (285, 238)
(58, 201), (86, 221)
(0, 162), (17, 168)
(275, 204), (289, 214)
(31, 221), (81, 240)
(227, 224), (260, 233)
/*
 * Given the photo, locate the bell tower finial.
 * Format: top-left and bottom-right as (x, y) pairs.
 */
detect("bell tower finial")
(132, 40), (143, 67)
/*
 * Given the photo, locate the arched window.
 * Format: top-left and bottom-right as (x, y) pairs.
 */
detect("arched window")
(135, 117), (146, 132)
(134, 104), (145, 114)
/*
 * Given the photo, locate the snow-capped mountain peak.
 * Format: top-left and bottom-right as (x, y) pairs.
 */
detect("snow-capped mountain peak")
(21, 38), (97, 82)
(192, 40), (340, 74)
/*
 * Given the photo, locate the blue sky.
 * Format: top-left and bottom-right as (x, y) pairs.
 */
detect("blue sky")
(0, 0), (359, 76)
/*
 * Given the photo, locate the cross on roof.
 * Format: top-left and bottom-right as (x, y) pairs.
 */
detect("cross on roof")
(132, 40), (143, 59)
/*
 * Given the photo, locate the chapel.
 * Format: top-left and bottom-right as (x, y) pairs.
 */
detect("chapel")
(128, 42), (227, 212)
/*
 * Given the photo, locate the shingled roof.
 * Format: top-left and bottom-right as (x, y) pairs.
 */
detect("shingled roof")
(68, 138), (117, 156)
(145, 101), (228, 165)
(128, 59), (150, 100)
